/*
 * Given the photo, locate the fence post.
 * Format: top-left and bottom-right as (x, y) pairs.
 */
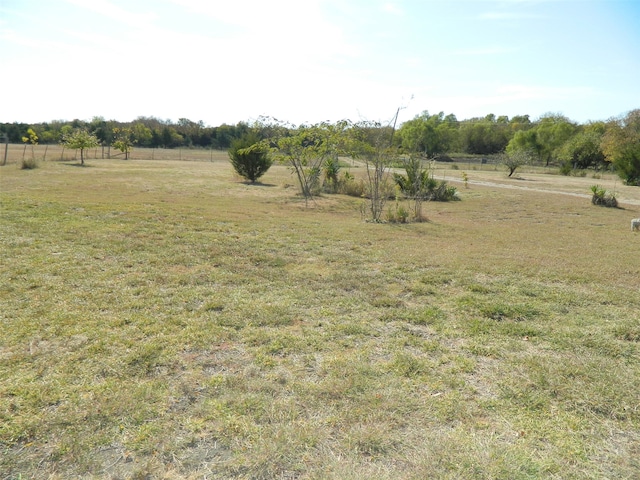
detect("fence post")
(1, 134), (8, 166)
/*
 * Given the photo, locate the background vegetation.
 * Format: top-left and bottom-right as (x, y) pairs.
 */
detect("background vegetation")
(2, 108), (639, 183)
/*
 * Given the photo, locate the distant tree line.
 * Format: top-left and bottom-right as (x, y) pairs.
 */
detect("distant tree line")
(394, 109), (640, 184)
(0, 116), (251, 150)
(1, 109), (639, 184)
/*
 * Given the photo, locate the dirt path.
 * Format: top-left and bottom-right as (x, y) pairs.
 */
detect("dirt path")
(350, 160), (640, 208)
(445, 175), (640, 207)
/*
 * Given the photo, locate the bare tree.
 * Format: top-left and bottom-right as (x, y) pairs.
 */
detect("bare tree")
(349, 118), (399, 222)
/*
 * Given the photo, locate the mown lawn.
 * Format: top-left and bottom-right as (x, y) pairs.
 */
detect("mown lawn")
(1, 157), (639, 479)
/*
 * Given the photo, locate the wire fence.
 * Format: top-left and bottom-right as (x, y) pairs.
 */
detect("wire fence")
(0, 143), (230, 165)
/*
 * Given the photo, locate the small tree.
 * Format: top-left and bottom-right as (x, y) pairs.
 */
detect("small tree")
(322, 156), (341, 193)
(347, 120), (397, 222)
(275, 122), (343, 205)
(393, 156), (458, 221)
(112, 127), (136, 160)
(393, 156), (430, 221)
(228, 132), (273, 183)
(602, 110), (640, 185)
(21, 128), (38, 162)
(500, 149), (532, 177)
(61, 129), (100, 165)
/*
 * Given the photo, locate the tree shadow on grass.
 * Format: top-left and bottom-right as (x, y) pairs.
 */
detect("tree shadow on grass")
(62, 162), (93, 167)
(241, 181), (277, 187)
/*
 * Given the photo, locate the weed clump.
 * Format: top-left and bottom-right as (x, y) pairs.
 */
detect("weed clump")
(20, 157), (39, 170)
(590, 185), (618, 208)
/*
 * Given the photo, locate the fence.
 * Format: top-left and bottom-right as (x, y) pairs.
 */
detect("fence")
(0, 144), (230, 165)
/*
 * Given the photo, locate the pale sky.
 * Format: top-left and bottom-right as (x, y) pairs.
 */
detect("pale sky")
(1, 0), (639, 126)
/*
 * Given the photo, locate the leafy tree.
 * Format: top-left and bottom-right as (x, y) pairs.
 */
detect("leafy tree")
(557, 129), (606, 173)
(533, 114), (577, 166)
(89, 116), (114, 146)
(112, 127), (136, 160)
(458, 115), (511, 155)
(0, 122), (29, 143)
(60, 129), (100, 165)
(21, 128), (38, 161)
(397, 111), (459, 157)
(276, 122), (343, 205)
(214, 122), (250, 149)
(509, 115), (533, 132)
(176, 118), (207, 147)
(131, 122), (153, 147)
(501, 149), (533, 177)
(506, 114), (577, 166)
(228, 132), (273, 183)
(160, 127), (184, 148)
(322, 156), (342, 193)
(602, 109), (640, 185)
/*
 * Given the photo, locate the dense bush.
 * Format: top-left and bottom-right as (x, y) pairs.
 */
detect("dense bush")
(590, 185), (618, 208)
(20, 157), (38, 170)
(228, 132), (272, 183)
(393, 157), (459, 202)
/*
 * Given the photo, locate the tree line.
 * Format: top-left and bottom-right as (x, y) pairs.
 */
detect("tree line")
(2, 109), (639, 184)
(0, 117), (250, 150)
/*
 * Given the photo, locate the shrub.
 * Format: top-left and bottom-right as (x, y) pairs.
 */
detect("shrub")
(228, 132), (273, 183)
(336, 171), (366, 197)
(386, 195), (410, 223)
(322, 157), (341, 193)
(590, 185), (618, 208)
(393, 157), (458, 202)
(20, 157), (39, 170)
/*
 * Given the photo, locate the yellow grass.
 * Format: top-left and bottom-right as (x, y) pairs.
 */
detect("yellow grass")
(1, 153), (639, 479)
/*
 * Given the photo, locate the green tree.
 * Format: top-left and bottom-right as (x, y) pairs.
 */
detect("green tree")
(602, 109), (640, 185)
(228, 132), (273, 183)
(60, 129), (100, 165)
(501, 149), (533, 177)
(459, 115), (511, 155)
(161, 127), (184, 148)
(557, 128), (606, 173)
(112, 127), (136, 160)
(89, 116), (114, 146)
(131, 122), (153, 147)
(275, 122), (343, 205)
(21, 128), (38, 161)
(397, 111), (458, 157)
(506, 114), (577, 166)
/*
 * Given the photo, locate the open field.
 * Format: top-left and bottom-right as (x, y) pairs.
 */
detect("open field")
(1, 153), (639, 479)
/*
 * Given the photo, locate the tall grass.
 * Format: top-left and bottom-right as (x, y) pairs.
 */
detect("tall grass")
(1, 159), (639, 479)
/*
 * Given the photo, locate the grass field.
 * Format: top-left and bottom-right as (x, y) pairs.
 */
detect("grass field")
(1, 150), (639, 479)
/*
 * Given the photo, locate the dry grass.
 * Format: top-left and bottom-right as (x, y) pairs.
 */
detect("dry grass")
(1, 153), (639, 479)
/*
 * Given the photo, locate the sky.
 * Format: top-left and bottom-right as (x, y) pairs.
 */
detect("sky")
(1, 0), (639, 127)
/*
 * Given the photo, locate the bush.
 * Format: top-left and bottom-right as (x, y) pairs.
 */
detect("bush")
(322, 157), (341, 193)
(386, 199), (410, 223)
(590, 185), (618, 208)
(431, 182), (459, 201)
(228, 132), (272, 183)
(336, 171), (366, 197)
(393, 157), (459, 202)
(20, 157), (39, 170)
